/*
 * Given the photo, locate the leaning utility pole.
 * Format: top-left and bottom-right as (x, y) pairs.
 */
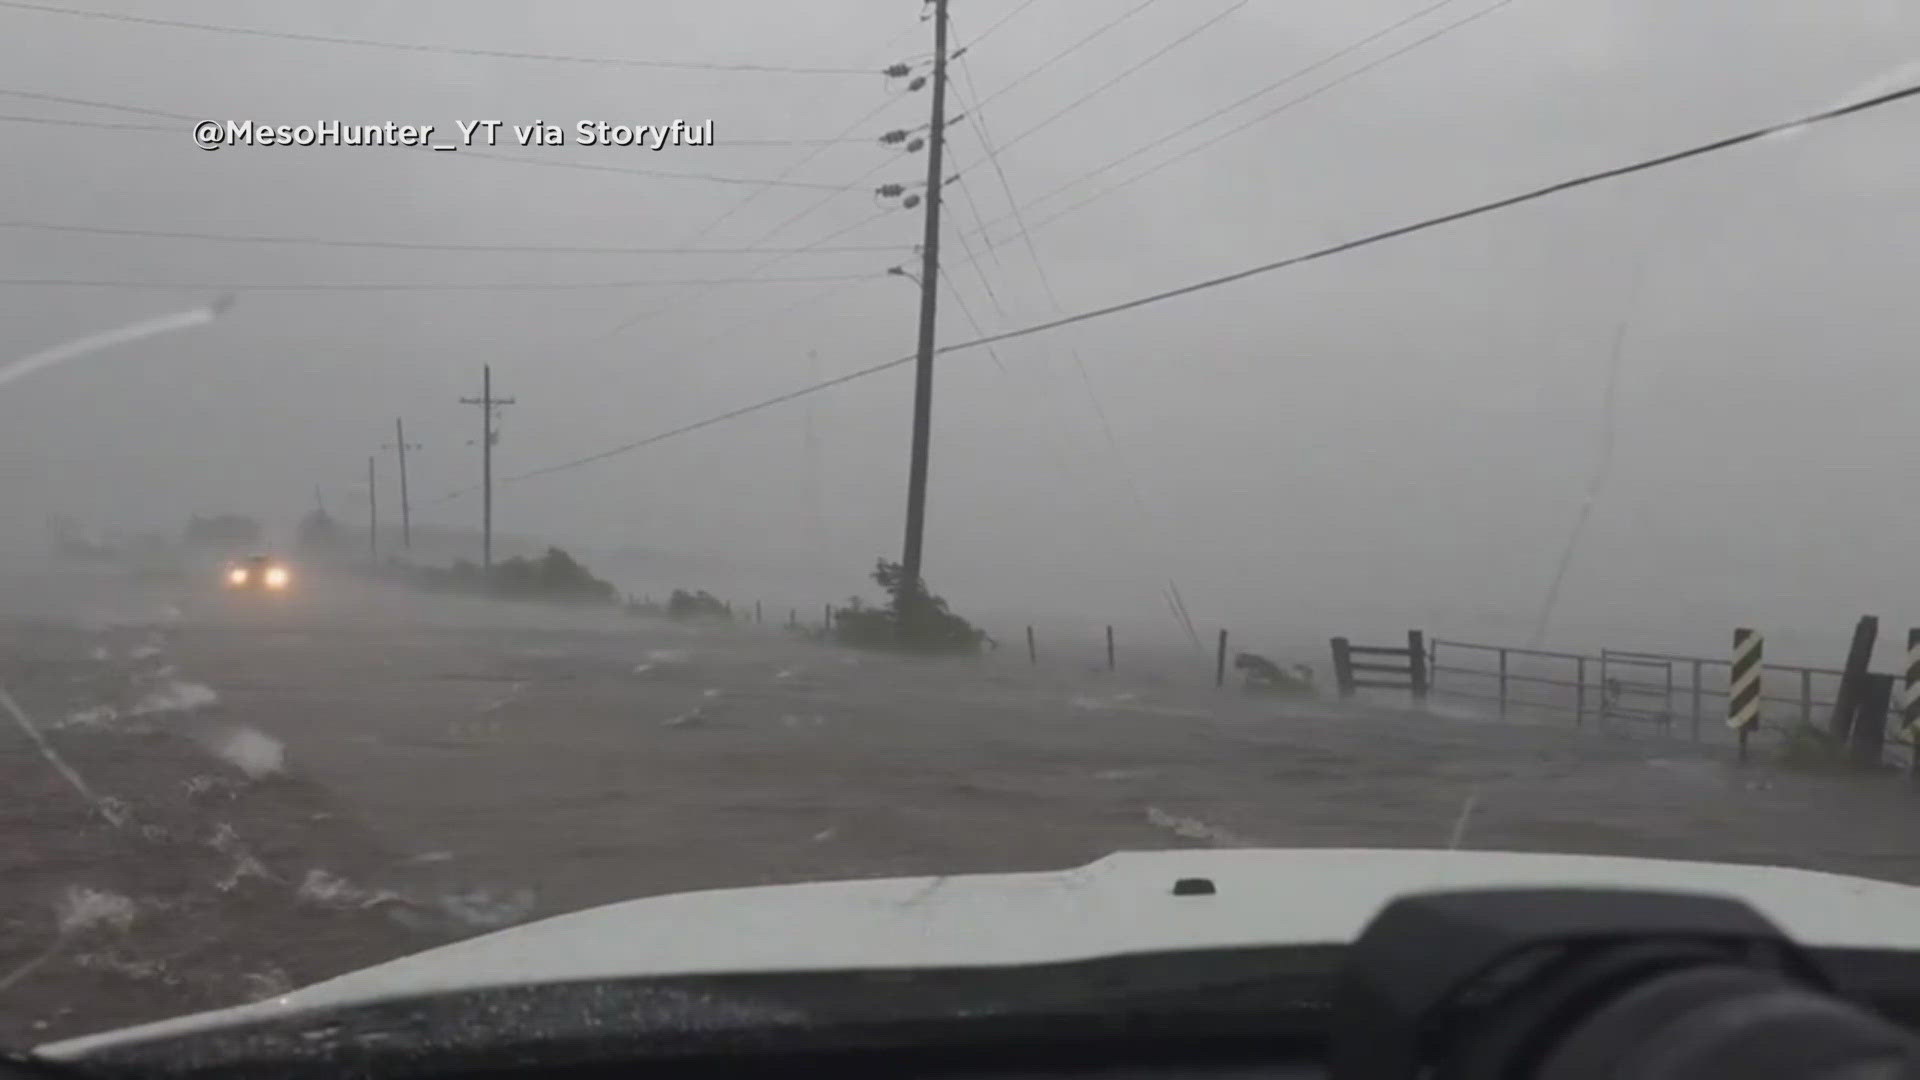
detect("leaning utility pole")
(366, 455), (377, 565)
(382, 418), (422, 550)
(899, 0), (949, 591)
(459, 365), (514, 570)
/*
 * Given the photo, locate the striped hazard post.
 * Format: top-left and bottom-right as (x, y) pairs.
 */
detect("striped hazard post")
(1729, 628), (1762, 763)
(1905, 629), (1920, 780)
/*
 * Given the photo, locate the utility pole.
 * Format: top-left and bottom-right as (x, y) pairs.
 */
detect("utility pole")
(382, 418), (423, 551)
(459, 365), (514, 570)
(899, 0), (949, 592)
(366, 455), (377, 565)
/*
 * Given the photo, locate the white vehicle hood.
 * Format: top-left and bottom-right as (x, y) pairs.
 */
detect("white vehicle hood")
(39, 847), (1920, 1058)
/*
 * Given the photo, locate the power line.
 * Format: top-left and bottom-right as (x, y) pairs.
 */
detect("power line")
(0, 219), (909, 255)
(0, 273), (879, 292)
(0, 88), (875, 191)
(971, 0), (1166, 112)
(440, 149), (857, 190)
(966, 0), (1043, 51)
(959, 0), (1252, 175)
(0, 111), (170, 132)
(480, 79), (1920, 483)
(999, 0), (1519, 243)
(951, 24), (1194, 647)
(0, 109), (876, 147)
(960, 0), (1473, 244)
(0, 0), (877, 74)
(597, 207), (897, 341)
(0, 86), (195, 121)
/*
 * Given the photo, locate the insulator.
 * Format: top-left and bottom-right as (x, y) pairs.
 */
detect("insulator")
(875, 184), (905, 198)
(878, 129), (908, 145)
(883, 63), (912, 78)
(902, 193), (922, 209)
(908, 75), (927, 92)
(905, 137), (925, 153)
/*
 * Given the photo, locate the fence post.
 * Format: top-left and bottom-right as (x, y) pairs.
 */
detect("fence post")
(1408, 629), (1428, 701)
(825, 603), (833, 631)
(1026, 625), (1037, 666)
(1331, 637), (1355, 698)
(1801, 670), (1813, 731)
(755, 600), (762, 625)
(789, 608), (797, 628)
(1905, 628), (1920, 783)
(1216, 629), (1228, 688)
(1498, 648), (1509, 718)
(1690, 659), (1703, 743)
(1106, 625), (1115, 672)
(1663, 661), (1675, 735)
(1575, 656), (1587, 726)
(1731, 627), (1763, 764)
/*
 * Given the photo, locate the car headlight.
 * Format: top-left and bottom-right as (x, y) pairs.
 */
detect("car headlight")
(228, 568), (248, 585)
(264, 566), (289, 588)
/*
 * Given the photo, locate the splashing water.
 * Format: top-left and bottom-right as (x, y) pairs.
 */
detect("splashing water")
(130, 681), (218, 716)
(210, 727), (284, 780)
(57, 887), (136, 935)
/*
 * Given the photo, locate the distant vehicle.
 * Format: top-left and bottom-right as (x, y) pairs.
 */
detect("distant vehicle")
(223, 553), (291, 592)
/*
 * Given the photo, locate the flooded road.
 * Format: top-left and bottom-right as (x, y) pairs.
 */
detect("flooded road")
(6, 567), (1920, 1044)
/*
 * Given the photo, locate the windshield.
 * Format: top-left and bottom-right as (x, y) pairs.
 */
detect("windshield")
(4, 0), (1920, 1051)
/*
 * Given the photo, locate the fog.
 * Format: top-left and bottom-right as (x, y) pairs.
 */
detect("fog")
(2, 0), (1917, 664)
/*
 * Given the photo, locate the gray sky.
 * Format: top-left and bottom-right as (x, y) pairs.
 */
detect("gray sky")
(1, 0), (1916, 657)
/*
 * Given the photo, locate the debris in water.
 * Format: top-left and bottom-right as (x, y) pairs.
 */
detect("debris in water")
(645, 649), (690, 665)
(128, 645), (162, 661)
(1094, 769), (1151, 781)
(297, 869), (406, 911)
(780, 714), (827, 728)
(130, 681), (218, 716)
(1145, 807), (1258, 848)
(663, 709), (703, 728)
(88, 647), (109, 662)
(404, 851), (454, 865)
(812, 828), (836, 843)
(183, 774), (243, 805)
(54, 706), (118, 731)
(701, 688), (723, 699)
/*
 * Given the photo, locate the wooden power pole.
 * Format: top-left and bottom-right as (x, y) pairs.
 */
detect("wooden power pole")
(383, 417), (422, 551)
(898, 0), (949, 592)
(459, 365), (514, 570)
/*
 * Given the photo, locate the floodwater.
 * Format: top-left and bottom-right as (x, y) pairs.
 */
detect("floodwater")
(4, 564), (1919, 1045)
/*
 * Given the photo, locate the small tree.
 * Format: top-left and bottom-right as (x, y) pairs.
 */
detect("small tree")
(834, 559), (988, 655)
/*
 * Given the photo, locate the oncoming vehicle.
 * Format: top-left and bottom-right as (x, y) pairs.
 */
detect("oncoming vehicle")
(222, 554), (291, 592)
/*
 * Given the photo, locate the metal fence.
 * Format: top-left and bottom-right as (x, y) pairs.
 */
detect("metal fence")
(1426, 637), (1912, 764)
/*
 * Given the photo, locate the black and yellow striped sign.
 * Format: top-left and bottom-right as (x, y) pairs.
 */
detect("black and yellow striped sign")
(1729, 628), (1762, 731)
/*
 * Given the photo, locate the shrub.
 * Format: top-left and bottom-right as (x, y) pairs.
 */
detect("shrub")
(832, 559), (989, 655)
(667, 589), (731, 622)
(402, 547), (616, 604)
(1775, 720), (1844, 773)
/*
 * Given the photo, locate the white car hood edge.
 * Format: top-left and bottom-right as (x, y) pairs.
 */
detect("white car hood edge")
(38, 847), (1920, 1059)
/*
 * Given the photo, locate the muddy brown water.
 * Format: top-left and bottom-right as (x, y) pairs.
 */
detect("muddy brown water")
(5, 572), (1920, 1046)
